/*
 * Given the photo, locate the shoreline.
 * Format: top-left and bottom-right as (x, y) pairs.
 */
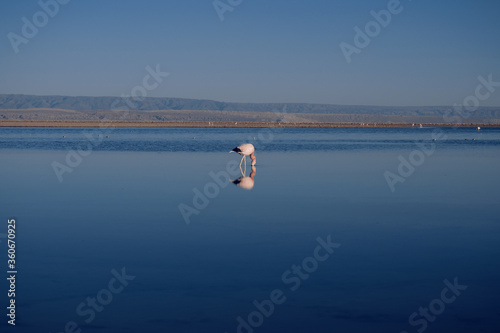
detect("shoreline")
(0, 120), (498, 128)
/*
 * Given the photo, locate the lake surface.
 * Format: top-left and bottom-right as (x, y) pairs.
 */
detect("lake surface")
(1, 127), (499, 333)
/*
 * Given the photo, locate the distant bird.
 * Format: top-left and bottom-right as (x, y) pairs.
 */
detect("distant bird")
(230, 143), (256, 169)
(477, 127), (481, 130)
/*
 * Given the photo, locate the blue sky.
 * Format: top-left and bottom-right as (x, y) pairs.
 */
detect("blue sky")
(0, 0), (499, 106)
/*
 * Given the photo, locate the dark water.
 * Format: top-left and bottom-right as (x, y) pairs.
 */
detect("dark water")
(1, 127), (500, 152)
(1, 127), (499, 333)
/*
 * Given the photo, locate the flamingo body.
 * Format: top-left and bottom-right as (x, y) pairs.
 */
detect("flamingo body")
(230, 143), (256, 168)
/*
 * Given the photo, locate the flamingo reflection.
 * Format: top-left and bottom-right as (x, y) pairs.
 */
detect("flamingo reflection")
(231, 166), (256, 190)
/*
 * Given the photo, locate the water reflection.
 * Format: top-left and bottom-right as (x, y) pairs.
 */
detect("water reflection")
(231, 166), (256, 190)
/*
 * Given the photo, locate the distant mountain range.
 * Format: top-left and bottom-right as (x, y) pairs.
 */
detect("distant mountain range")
(1, 94), (499, 120)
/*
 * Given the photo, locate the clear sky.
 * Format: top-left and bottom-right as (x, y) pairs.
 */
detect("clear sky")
(0, 0), (499, 106)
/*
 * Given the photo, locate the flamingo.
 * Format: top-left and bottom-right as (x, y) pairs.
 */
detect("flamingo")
(230, 143), (256, 171)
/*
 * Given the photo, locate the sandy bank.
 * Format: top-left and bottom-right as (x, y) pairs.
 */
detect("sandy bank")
(1, 120), (498, 128)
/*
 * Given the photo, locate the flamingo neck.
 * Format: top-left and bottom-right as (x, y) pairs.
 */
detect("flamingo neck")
(250, 154), (256, 166)
(250, 166), (256, 179)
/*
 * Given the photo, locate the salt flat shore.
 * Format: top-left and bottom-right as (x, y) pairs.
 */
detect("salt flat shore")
(1, 120), (498, 128)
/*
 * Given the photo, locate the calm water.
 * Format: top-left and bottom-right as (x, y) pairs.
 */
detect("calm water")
(1, 127), (499, 333)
